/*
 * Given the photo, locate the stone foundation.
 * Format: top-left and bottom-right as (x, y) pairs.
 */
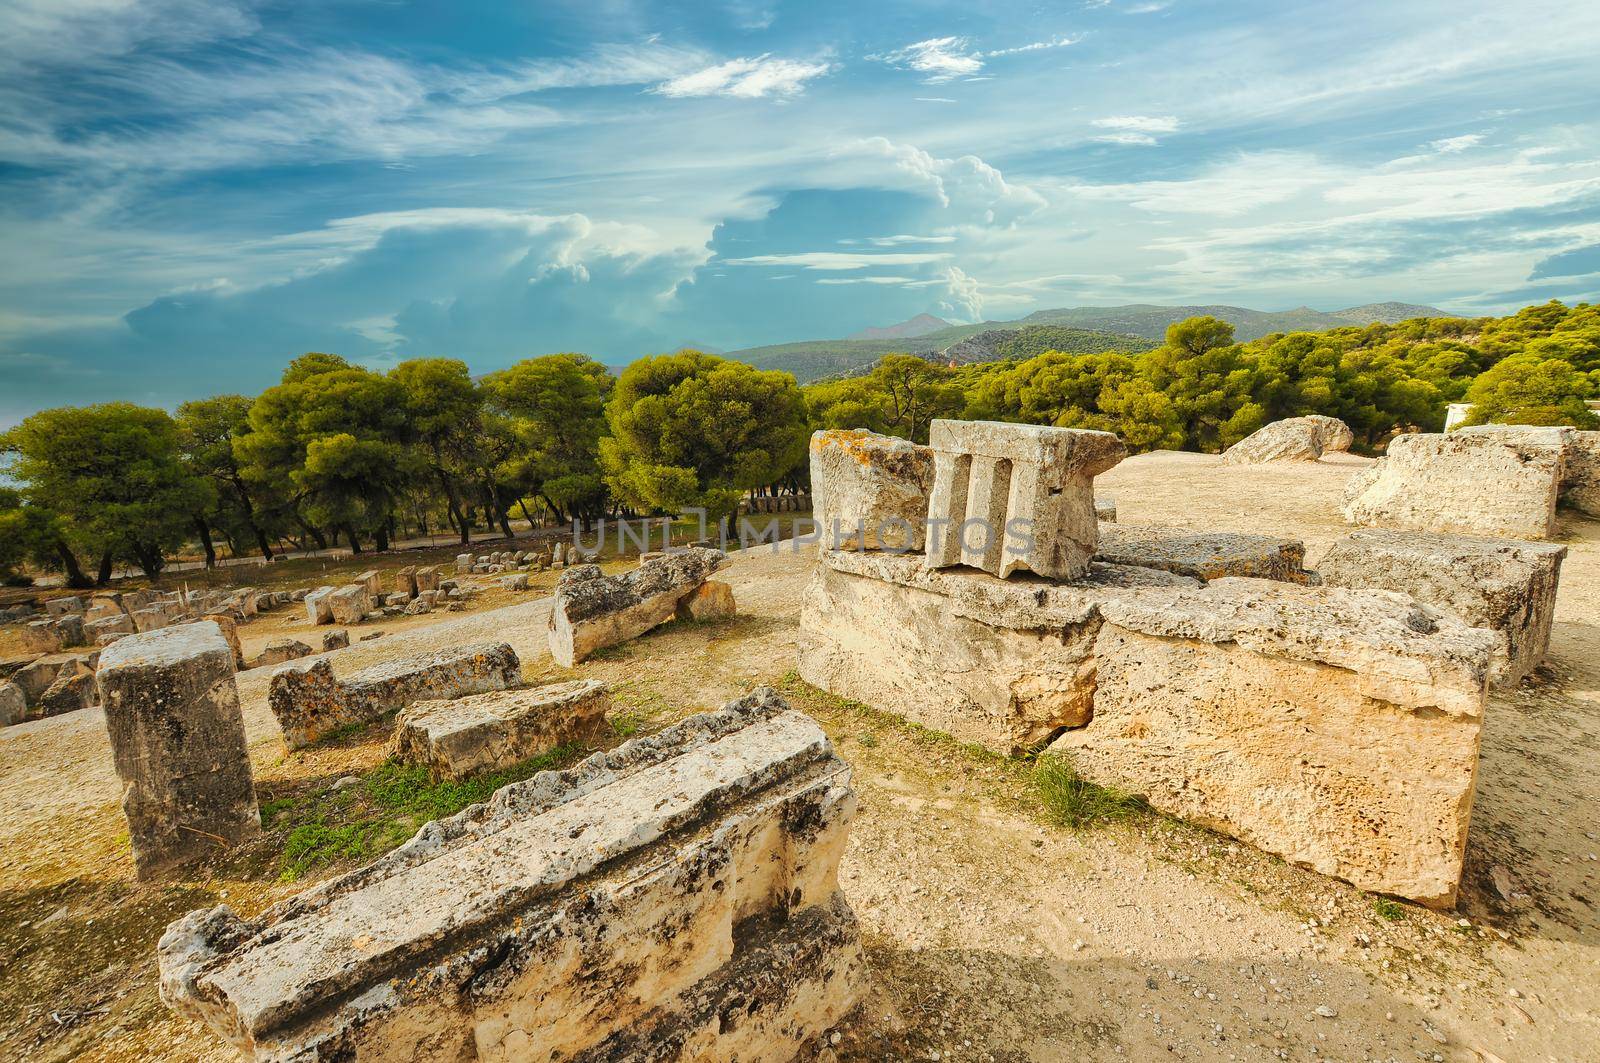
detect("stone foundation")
(269, 641), (522, 749)
(1094, 524), (1312, 583)
(391, 679), (612, 780)
(1343, 432), (1562, 539)
(1317, 529), (1566, 688)
(158, 689), (863, 1062)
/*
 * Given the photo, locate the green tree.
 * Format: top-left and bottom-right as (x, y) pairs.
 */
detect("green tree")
(390, 358), (484, 544)
(1460, 354), (1600, 428)
(0, 487), (61, 585)
(601, 351), (808, 520)
(807, 355), (965, 443)
(483, 354), (613, 526)
(1, 403), (211, 579)
(176, 395), (284, 562)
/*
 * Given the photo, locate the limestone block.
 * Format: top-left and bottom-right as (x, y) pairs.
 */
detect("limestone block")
(289, 588), (309, 603)
(1318, 529), (1566, 688)
(158, 689), (862, 1063)
(1343, 432), (1562, 539)
(96, 623), (258, 880)
(677, 579), (737, 621)
(403, 597), (434, 616)
(547, 548), (727, 667)
(326, 585), (371, 626)
(1094, 496), (1116, 522)
(500, 573), (529, 591)
(304, 587), (336, 624)
(38, 670), (97, 717)
(44, 595), (85, 616)
(924, 419), (1126, 580)
(47, 614), (87, 646)
(1053, 577), (1494, 906)
(321, 629), (349, 652)
(808, 428), (933, 550)
(1563, 431), (1600, 516)
(0, 681), (24, 726)
(14, 652), (89, 704)
(391, 679), (611, 780)
(414, 565), (441, 592)
(1094, 524), (1312, 583)
(19, 621), (63, 654)
(455, 552), (473, 574)
(1222, 416), (1353, 465)
(396, 566), (418, 598)
(249, 639), (313, 671)
(269, 641), (521, 750)
(355, 570), (382, 596)
(199, 614), (246, 670)
(798, 550), (1196, 753)
(86, 613), (135, 639)
(85, 597), (124, 622)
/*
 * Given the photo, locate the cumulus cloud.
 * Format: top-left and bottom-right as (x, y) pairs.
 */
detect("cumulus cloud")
(849, 137), (1047, 228)
(652, 55), (833, 99)
(870, 37), (985, 82)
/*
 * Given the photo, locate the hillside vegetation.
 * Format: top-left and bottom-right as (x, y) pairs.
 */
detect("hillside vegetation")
(2, 301), (1595, 588)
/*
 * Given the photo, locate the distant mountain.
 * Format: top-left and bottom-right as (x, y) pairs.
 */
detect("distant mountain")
(728, 301), (1456, 383)
(846, 313), (951, 341)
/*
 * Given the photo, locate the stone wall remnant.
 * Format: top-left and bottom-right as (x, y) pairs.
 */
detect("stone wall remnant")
(391, 678), (611, 780)
(1094, 524), (1313, 584)
(158, 688), (863, 1062)
(808, 428), (933, 550)
(96, 623), (258, 880)
(924, 419), (1126, 580)
(547, 548), (727, 667)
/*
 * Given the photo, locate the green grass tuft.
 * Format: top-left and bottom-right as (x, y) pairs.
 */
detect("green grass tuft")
(1372, 896), (1407, 922)
(1032, 754), (1144, 830)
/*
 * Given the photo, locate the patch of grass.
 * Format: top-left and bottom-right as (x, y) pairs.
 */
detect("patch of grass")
(1031, 754), (1145, 830)
(610, 709), (648, 738)
(857, 732), (878, 748)
(280, 819), (411, 881)
(1372, 896), (1408, 922)
(365, 744), (584, 820)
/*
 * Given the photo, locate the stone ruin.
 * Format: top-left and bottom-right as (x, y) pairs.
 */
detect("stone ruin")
(96, 622), (259, 880)
(1221, 414), (1354, 465)
(547, 547), (732, 667)
(269, 641), (522, 750)
(391, 678), (612, 780)
(798, 423), (1538, 906)
(159, 688), (863, 1061)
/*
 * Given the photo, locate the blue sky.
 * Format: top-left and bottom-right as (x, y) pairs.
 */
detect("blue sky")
(2, 0), (1599, 423)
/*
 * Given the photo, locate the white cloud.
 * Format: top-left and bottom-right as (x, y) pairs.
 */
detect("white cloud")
(983, 35), (1080, 57)
(866, 235), (959, 246)
(916, 97), (958, 104)
(871, 37), (985, 83)
(723, 251), (953, 270)
(849, 137), (1047, 226)
(1091, 115), (1180, 146)
(652, 55), (832, 99)
(1430, 133), (1485, 154)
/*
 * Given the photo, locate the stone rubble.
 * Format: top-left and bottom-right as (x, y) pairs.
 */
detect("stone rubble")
(158, 688), (863, 1062)
(547, 548), (729, 667)
(390, 678), (612, 780)
(1094, 524), (1314, 584)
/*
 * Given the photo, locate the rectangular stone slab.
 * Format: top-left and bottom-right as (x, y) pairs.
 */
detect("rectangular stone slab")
(390, 679), (612, 780)
(546, 548), (726, 667)
(1317, 529), (1567, 688)
(1094, 524), (1311, 583)
(96, 622), (259, 880)
(158, 690), (863, 1062)
(809, 428), (933, 550)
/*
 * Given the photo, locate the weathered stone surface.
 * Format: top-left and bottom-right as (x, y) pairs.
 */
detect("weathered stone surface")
(800, 552), (1494, 904)
(355, 570), (382, 596)
(414, 565), (441, 592)
(321, 629), (349, 653)
(96, 623), (258, 881)
(1052, 577), (1495, 908)
(1318, 529), (1566, 688)
(548, 548), (728, 667)
(18, 621), (63, 654)
(249, 639), (313, 671)
(1343, 432), (1563, 540)
(924, 419), (1126, 581)
(326, 584), (371, 626)
(1095, 524), (1312, 583)
(199, 614), (246, 670)
(1222, 415), (1347, 465)
(1094, 496), (1116, 522)
(87, 613), (135, 639)
(391, 679), (612, 780)
(269, 641), (521, 750)
(809, 428), (934, 550)
(500, 573), (529, 591)
(1561, 430), (1600, 516)
(38, 670), (97, 717)
(304, 586), (337, 624)
(48, 613), (87, 646)
(14, 652), (90, 705)
(396, 566), (418, 598)
(799, 550), (1195, 753)
(676, 579), (737, 621)
(159, 689), (863, 1062)
(44, 595), (85, 616)
(0, 681), (27, 726)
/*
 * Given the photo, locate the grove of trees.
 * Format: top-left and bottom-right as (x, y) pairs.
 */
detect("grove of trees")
(3, 300), (1597, 586)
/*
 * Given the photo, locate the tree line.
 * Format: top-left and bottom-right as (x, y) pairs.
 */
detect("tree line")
(3, 301), (1597, 587)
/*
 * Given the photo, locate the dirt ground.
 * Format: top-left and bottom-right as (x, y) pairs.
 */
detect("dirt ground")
(2, 451), (1596, 1062)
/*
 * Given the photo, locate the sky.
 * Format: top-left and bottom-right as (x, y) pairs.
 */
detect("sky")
(2, 0), (1600, 423)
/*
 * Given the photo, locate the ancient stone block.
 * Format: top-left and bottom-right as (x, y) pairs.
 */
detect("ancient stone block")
(269, 641), (521, 750)
(96, 623), (258, 880)
(304, 586), (337, 624)
(799, 550), (1195, 753)
(1094, 496), (1116, 522)
(1222, 415), (1353, 465)
(809, 428), (934, 550)
(455, 552), (473, 574)
(500, 573), (529, 591)
(249, 639), (313, 671)
(198, 614), (246, 670)
(547, 548), (727, 667)
(18, 620), (62, 654)
(1052, 577), (1496, 907)
(85, 597), (124, 622)
(87, 614), (135, 639)
(355, 570), (382, 596)
(14, 652), (89, 705)
(415, 565), (441, 592)
(44, 595), (85, 616)
(1343, 432), (1562, 539)
(924, 419), (1126, 580)
(396, 566), (418, 598)
(391, 679), (611, 780)
(326, 584), (370, 626)
(38, 670), (97, 717)
(159, 689), (862, 1063)
(0, 681), (26, 726)
(1563, 430), (1600, 516)
(677, 579), (737, 621)
(1095, 524), (1312, 583)
(321, 629), (349, 652)
(1318, 529), (1566, 688)
(49, 613), (86, 646)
